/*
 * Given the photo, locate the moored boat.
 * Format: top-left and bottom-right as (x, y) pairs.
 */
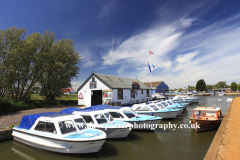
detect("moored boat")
(190, 106), (224, 132)
(12, 112), (107, 153)
(60, 108), (133, 138)
(131, 103), (179, 119)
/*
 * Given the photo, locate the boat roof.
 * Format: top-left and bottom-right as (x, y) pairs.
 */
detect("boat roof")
(73, 109), (110, 115)
(193, 107), (221, 111)
(18, 112), (82, 130)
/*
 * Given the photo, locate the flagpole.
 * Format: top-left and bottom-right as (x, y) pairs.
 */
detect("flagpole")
(149, 51), (152, 94)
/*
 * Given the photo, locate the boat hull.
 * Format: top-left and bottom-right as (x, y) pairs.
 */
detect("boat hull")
(12, 130), (105, 153)
(190, 118), (222, 132)
(98, 128), (131, 138)
(129, 119), (162, 130)
(136, 111), (178, 119)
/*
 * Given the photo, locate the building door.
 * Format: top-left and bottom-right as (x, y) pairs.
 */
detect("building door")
(91, 90), (102, 106)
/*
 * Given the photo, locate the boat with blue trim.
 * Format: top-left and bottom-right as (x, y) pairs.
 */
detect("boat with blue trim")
(90, 106), (162, 130)
(12, 112), (107, 153)
(131, 103), (179, 119)
(60, 108), (133, 138)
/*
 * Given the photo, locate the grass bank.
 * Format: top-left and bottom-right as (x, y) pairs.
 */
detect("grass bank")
(0, 94), (78, 115)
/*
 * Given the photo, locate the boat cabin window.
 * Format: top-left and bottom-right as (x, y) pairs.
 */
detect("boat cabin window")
(136, 106), (151, 111)
(58, 120), (76, 134)
(206, 111), (217, 117)
(109, 112), (124, 118)
(157, 104), (165, 109)
(104, 113), (114, 121)
(123, 109), (136, 118)
(166, 101), (171, 105)
(74, 118), (87, 130)
(161, 102), (168, 107)
(82, 115), (95, 124)
(94, 114), (108, 124)
(194, 110), (204, 116)
(149, 105), (159, 111)
(34, 121), (57, 134)
(218, 111), (222, 117)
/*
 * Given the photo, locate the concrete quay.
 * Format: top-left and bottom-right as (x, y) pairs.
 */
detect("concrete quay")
(204, 97), (240, 160)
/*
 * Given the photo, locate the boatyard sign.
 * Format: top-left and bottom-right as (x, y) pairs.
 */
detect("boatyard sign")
(90, 81), (97, 89)
(132, 82), (140, 89)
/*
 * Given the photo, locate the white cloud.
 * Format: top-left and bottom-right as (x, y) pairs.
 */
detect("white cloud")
(98, 2), (240, 89)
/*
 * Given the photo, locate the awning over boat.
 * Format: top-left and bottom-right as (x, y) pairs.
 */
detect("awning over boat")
(18, 112), (59, 129)
(59, 107), (81, 114)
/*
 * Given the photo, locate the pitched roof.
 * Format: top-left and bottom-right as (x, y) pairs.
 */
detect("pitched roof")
(143, 81), (163, 88)
(61, 88), (73, 93)
(77, 73), (150, 91)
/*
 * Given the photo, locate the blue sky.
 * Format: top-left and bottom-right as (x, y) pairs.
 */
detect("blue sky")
(1, 0), (240, 90)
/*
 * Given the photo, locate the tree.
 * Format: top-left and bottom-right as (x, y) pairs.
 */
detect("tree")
(230, 81), (238, 91)
(206, 84), (214, 90)
(0, 26), (42, 101)
(215, 81), (228, 89)
(196, 79), (207, 91)
(178, 88), (183, 92)
(238, 83), (240, 92)
(39, 32), (81, 100)
(0, 26), (81, 101)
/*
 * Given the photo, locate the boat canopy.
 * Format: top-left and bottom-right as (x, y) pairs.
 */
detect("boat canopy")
(59, 107), (82, 114)
(18, 112), (59, 129)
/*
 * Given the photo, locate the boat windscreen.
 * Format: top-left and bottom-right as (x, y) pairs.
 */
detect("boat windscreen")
(161, 102), (168, 106)
(58, 120), (77, 134)
(104, 112), (114, 121)
(123, 109), (136, 118)
(157, 104), (165, 109)
(149, 105), (159, 111)
(94, 114), (108, 124)
(74, 118), (87, 130)
(167, 101), (173, 105)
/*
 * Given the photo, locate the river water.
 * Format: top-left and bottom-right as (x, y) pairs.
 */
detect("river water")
(0, 96), (236, 160)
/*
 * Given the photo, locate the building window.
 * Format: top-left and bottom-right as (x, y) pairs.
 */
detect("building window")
(131, 89), (135, 98)
(118, 89), (123, 99)
(147, 90), (149, 97)
(92, 77), (95, 81)
(141, 89), (143, 94)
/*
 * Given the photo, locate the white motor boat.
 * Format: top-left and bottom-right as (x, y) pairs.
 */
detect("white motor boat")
(12, 112), (107, 153)
(131, 103), (179, 119)
(179, 95), (200, 103)
(60, 108), (133, 138)
(103, 107), (162, 130)
(172, 96), (193, 104)
(154, 101), (184, 116)
(226, 98), (233, 102)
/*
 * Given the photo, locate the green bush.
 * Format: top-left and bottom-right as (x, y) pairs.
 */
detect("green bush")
(0, 98), (78, 115)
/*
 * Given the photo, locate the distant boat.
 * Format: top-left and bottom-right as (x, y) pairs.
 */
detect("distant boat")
(218, 92), (225, 96)
(190, 106), (224, 132)
(12, 112), (107, 153)
(226, 98), (233, 102)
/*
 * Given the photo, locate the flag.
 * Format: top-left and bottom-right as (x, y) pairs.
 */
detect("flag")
(148, 62), (151, 73)
(149, 51), (154, 55)
(152, 64), (155, 68)
(148, 61), (155, 73)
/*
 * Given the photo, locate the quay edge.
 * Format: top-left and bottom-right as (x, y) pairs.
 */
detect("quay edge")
(204, 97), (238, 160)
(0, 128), (12, 141)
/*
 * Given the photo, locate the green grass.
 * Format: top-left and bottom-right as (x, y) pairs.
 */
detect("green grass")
(30, 94), (78, 100)
(0, 94), (79, 115)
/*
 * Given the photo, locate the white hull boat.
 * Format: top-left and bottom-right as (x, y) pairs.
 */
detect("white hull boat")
(12, 112), (106, 153)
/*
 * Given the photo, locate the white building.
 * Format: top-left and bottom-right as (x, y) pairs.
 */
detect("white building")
(77, 73), (152, 107)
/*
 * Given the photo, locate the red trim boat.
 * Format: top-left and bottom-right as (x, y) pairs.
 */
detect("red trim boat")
(190, 106), (224, 132)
